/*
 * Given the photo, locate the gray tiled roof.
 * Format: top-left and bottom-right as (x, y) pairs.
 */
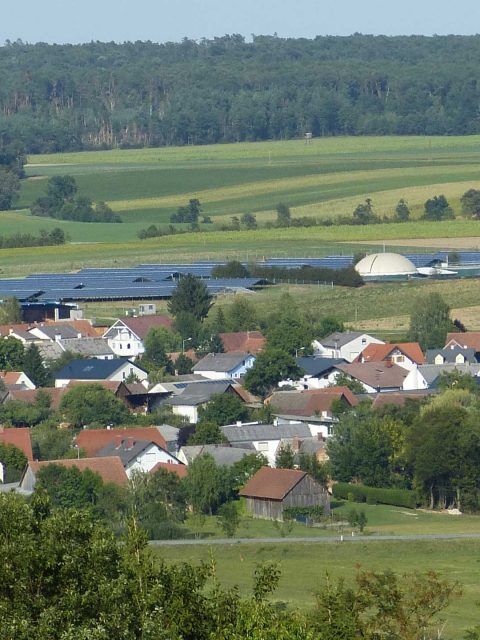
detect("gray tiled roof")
(193, 352), (252, 372)
(180, 444), (250, 466)
(97, 438), (155, 466)
(425, 347), (477, 364)
(222, 423), (311, 445)
(320, 332), (365, 348)
(164, 381), (232, 406)
(33, 324), (80, 340)
(295, 356), (346, 376)
(417, 363), (480, 386)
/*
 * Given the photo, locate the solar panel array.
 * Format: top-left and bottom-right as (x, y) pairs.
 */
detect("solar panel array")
(2, 251), (480, 304)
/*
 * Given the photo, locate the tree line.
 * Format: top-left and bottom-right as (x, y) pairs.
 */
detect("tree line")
(0, 227), (65, 249)
(4, 35), (480, 153)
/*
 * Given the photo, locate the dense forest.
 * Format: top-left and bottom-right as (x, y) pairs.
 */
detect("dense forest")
(2, 34), (480, 152)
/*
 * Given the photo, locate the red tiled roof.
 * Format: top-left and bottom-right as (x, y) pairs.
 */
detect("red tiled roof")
(167, 349), (200, 364)
(219, 331), (265, 354)
(7, 387), (67, 410)
(0, 427), (33, 461)
(0, 320), (99, 338)
(446, 332), (480, 351)
(0, 371), (26, 385)
(357, 342), (425, 365)
(28, 457), (128, 485)
(75, 427), (167, 457)
(66, 380), (124, 393)
(239, 466), (307, 500)
(372, 391), (431, 409)
(0, 323), (31, 337)
(268, 386), (358, 416)
(121, 316), (173, 339)
(151, 461), (188, 478)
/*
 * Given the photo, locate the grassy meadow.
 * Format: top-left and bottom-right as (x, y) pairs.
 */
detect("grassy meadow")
(156, 538), (480, 638)
(18, 135), (480, 236)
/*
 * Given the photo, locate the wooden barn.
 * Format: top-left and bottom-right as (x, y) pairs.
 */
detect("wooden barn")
(239, 467), (330, 521)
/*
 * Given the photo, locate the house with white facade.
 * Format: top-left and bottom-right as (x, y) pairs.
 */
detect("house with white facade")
(103, 316), (173, 359)
(161, 380), (241, 423)
(96, 436), (181, 478)
(333, 362), (409, 393)
(279, 356), (346, 390)
(426, 346), (477, 365)
(313, 332), (384, 362)
(403, 363), (480, 391)
(192, 352), (256, 380)
(0, 370), (36, 390)
(355, 342), (425, 372)
(54, 358), (148, 388)
(221, 422), (313, 467)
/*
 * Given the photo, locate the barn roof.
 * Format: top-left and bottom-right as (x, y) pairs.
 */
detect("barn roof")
(239, 466), (307, 500)
(28, 456), (128, 485)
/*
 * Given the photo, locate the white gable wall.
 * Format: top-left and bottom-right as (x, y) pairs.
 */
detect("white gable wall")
(313, 335), (384, 362)
(125, 443), (179, 478)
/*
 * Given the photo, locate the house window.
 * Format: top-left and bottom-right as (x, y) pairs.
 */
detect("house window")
(127, 343), (131, 349)
(394, 355), (404, 363)
(257, 442), (268, 452)
(361, 338), (366, 344)
(119, 343), (122, 349)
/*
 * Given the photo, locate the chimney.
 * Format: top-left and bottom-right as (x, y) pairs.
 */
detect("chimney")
(114, 435), (123, 449)
(126, 437), (135, 450)
(77, 332), (82, 339)
(236, 421), (242, 427)
(292, 436), (301, 452)
(54, 334), (62, 343)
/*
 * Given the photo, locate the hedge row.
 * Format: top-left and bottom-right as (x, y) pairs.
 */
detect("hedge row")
(332, 482), (417, 509)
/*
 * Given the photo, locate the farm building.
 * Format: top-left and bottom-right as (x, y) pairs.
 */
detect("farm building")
(355, 253), (418, 281)
(239, 466), (330, 521)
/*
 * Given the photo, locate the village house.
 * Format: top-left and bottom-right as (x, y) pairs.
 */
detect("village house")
(54, 358), (148, 388)
(103, 315), (173, 358)
(75, 426), (169, 457)
(334, 361), (409, 393)
(177, 444), (251, 466)
(37, 338), (114, 362)
(313, 331), (384, 362)
(221, 422), (313, 467)
(20, 457), (128, 492)
(426, 345), (478, 365)
(219, 331), (266, 354)
(402, 363), (480, 391)
(0, 427), (33, 483)
(192, 352), (256, 380)
(355, 342), (425, 371)
(0, 370), (36, 390)
(280, 356), (346, 390)
(239, 466), (330, 521)
(267, 387), (358, 438)
(95, 435), (182, 478)
(445, 332), (480, 357)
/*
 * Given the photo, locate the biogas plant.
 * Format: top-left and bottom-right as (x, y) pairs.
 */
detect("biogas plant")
(354, 251), (480, 282)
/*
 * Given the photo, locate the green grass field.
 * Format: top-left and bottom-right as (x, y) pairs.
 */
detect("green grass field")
(156, 539), (480, 638)
(17, 135), (480, 238)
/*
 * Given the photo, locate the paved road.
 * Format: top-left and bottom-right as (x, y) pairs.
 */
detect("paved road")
(150, 533), (480, 546)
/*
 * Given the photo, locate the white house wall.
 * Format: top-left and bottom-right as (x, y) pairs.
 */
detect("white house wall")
(313, 335), (384, 362)
(125, 444), (179, 477)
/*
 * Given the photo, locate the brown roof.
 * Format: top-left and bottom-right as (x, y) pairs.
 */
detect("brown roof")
(0, 320), (99, 339)
(66, 380), (124, 393)
(337, 362), (408, 390)
(231, 384), (263, 406)
(372, 391), (431, 409)
(446, 332), (480, 351)
(7, 387), (67, 410)
(167, 349), (200, 364)
(0, 371), (28, 386)
(75, 427), (167, 457)
(121, 315), (173, 339)
(151, 461), (188, 478)
(219, 331), (265, 354)
(0, 427), (33, 460)
(240, 467), (307, 500)
(268, 387), (358, 417)
(357, 342), (425, 365)
(0, 323), (31, 337)
(28, 457), (128, 485)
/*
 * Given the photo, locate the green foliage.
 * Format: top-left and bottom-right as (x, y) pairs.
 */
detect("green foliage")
(170, 198), (201, 224)
(283, 505), (324, 521)
(0, 166), (20, 210)
(217, 501), (241, 537)
(437, 370), (479, 393)
(184, 453), (231, 515)
(228, 452), (267, 492)
(140, 327), (174, 373)
(394, 198), (411, 222)
(129, 468), (187, 539)
(36, 464), (103, 509)
(168, 274), (213, 322)
(211, 260), (251, 278)
(423, 194), (455, 221)
(347, 507), (368, 531)
(298, 453), (329, 486)
(240, 212), (257, 229)
(352, 198), (379, 224)
(332, 483), (417, 509)
(275, 443), (295, 469)
(188, 421), (227, 445)
(0, 297), (22, 324)
(328, 406), (407, 488)
(244, 348), (302, 397)
(408, 292), (454, 350)
(198, 392), (249, 426)
(174, 352), (194, 374)
(331, 371), (366, 394)
(276, 202), (291, 227)
(266, 308), (314, 356)
(59, 383), (131, 427)
(22, 344), (48, 387)
(314, 316), (344, 339)
(0, 336), (24, 370)
(0, 442), (27, 482)
(224, 296), (258, 331)
(461, 188), (480, 219)
(31, 422), (77, 461)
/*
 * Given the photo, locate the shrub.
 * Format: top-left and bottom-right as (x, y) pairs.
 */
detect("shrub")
(333, 482), (417, 509)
